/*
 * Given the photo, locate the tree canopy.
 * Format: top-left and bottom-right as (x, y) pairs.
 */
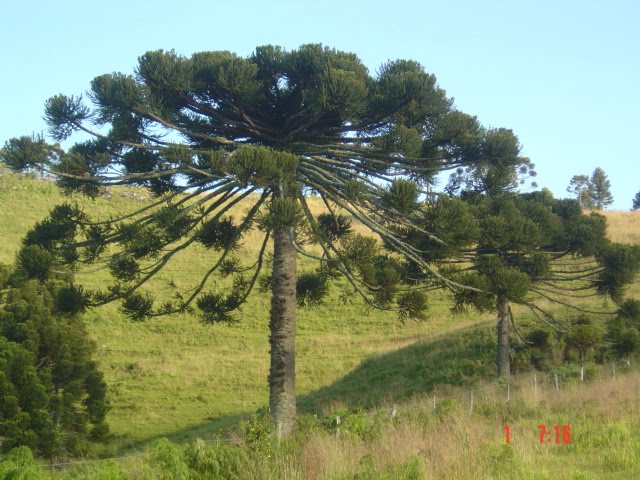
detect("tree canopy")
(402, 188), (640, 376)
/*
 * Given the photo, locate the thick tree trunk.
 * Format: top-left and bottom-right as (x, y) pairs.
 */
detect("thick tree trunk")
(269, 227), (297, 438)
(496, 296), (511, 377)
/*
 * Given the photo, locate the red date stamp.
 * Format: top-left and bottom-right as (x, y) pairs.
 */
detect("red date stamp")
(503, 425), (571, 444)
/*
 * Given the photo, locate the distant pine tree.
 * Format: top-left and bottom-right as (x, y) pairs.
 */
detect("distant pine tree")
(590, 167), (614, 210)
(632, 191), (640, 210)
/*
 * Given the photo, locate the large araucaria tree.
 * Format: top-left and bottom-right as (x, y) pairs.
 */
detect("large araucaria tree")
(3, 45), (509, 436)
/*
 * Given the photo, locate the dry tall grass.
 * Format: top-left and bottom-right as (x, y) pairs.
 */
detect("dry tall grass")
(291, 370), (640, 479)
(599, 210), (640, 244)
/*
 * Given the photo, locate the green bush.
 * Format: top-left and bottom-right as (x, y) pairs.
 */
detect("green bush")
(0, 446), (49, 480)
(239, 410), (272, 456)
(148, 438), (190, 480)
(184, 439), (248, 478)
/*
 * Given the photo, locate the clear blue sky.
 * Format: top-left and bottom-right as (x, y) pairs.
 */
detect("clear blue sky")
(1, 0), (638, 209)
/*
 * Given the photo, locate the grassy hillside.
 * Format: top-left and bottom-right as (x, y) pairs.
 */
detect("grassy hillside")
(1, 171), (639, 476)
(0, 172), (491, 447)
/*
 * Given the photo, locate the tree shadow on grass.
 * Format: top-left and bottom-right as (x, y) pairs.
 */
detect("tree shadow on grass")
(111, 411), (252, 454)
(298, 323), (497, 414)
(111, 323), (497, 453)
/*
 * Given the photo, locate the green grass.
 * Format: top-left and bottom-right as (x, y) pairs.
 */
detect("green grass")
(0, 172), (491, 448)
(1, 171), (640, 478)
(3, 369), (640, 479)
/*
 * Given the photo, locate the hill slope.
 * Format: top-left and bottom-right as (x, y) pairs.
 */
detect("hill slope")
(1, 171), (639, 453)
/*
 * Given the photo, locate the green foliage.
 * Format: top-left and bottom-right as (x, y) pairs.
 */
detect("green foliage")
(451, 272), (494, 313)
(315, 212), (353, 243)
(633, 191), (640, 210)
(197, 216), (242, 251)
(565, 317), (603, 360)
(0, 446), (49, 479)
(325, 407), (381, 440)
(606, 299), (640, 359)
(0, 337), (57, 457)
(417, 195), (479, 259)
(147, 438), (191, 479)
(240, 410), (273, 456)
(228, 146), (298, 188)
(53, 284), (88, 315)
(397, 291), (428, 320)
(383, 179), (419, 215)
(434, 398), (460, 419)
(1, 44), (514, 330)
(619, 298), (640, 322)
(259, 197), (304, 230)
(595, 243), (640, 302)
(513, 327), (564, 372)
(22, 203), (83, 266)
(2, 43), (582, 441)
(375, 125), (423, 158)
(563, 211), (608, 256)
(0, 277), (109, 457)
(109, 256), (141, 283)
(196, 291), (238, 324)
(0, 135), (60, 172)
(120, 292), (155, 321)
(296, 272), (329, 307)
(416, 189), (635, 378)
(183, 439), (248, 479)
(444, 127), (536, 196)
(44, 95), (91, 141)
(475, 255), (530, 302)
(15, 245), (54, 282)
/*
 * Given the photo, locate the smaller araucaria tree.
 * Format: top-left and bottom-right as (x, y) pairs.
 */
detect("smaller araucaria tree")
(605, 299), (640, 364)
(565, 316), (603, 381)
(632, 191), (640, 210)
(404, 189), (640, 377)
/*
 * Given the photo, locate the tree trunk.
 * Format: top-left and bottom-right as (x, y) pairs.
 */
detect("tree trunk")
(269, 227), (297, 438)
(496, 296), (511, 377)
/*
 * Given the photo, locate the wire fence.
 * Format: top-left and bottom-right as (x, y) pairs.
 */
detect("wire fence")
(3, 361), (636, 474)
